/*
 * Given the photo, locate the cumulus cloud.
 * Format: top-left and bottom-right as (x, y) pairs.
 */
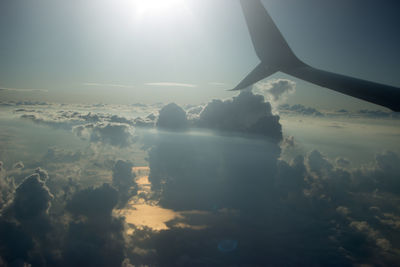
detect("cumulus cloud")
(143, 113), (400, 266)
(253, 79), (296, 102)
(112, 160), (137, 208)
(12, 161), (24, 169)
(148, 92), (282, 212)
(10, 173), (53, 221)
(66, 183), (118, 219)
(0, 163), (15, 209)
(196, 91), (282, 141)
(2, 92), (400, 266)
(281, 135), (295, 149)
(73, 122), (135, 147)
(64, 183), (126, 267)
(336, 157), (351, 168)
(0, 161), (134, 267)
(156, 103), (188, 130)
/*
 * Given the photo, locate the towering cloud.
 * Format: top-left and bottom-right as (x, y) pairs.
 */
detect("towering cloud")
(197, 91), (282, 141)
(112, 160), (137, 208)
(157, 103), (188, 130)
(11, 173), (53, 221)
(63, 183), (126, 267)
(254, 79), (296, 102)
(0, 162), (15, 209)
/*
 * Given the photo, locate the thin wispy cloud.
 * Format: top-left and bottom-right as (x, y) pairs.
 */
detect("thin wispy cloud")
(145, 82), (197, 88)
(82, 82), (135, 89)
(208, 82), (227, 87)
(0, 86), (48, 93)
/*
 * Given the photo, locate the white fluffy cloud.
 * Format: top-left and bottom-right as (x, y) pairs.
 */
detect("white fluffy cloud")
(253, 79), (296, 102)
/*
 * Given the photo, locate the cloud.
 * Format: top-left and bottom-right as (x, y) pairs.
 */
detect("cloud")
(253, 79), (296, 102)
(196, 91), (282, 141)
(278, 105), (400, 119)
(145, 82), (197, 88)
(82, 82), (134, 89)
(279, 103), (324, 116)
(208, 82), (227, 87)
(142, 110), (400, 266)
(112, 160), (137, 208)
(0, 86), (48, 93)
(10, 172), (53, 221)
(73, 122), (135, 147)
(0, 163), (15, 209)
(148, 92), (282, 212)
(156, 103), (188, 131)
(335, 157), (351, 168)
(281, 135), (295, 149)
(350, 221), (391, 251)
(63, 183), (126, 267)
(43, 147), (82, 163)
(2, 94), (400, 266)
(358, 109), (400, 119)
(66, 183), (118, 219)
(0, 220), (34, 266)
(12, 162), (24, 169)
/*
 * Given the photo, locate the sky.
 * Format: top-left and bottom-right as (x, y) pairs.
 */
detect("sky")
(0, 1), (400, 266)
(0, 0), (399, 109)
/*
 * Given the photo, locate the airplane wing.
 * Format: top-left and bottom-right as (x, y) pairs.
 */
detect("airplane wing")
(233, 0), (400, 111)
(286, 65), (400, 112)
(230, 63), (277, 91)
